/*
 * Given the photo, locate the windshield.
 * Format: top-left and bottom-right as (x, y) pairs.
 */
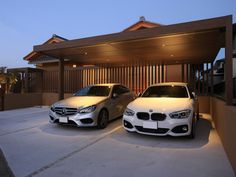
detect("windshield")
(142, 85), (189, 98)
(74, 86), (111, 96)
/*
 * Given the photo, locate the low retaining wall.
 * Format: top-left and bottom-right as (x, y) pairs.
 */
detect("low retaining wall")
(210, 97), (236, 175)
(4, 93), (42, 110)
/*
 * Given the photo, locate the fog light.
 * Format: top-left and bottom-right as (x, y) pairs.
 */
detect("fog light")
(182, 126), (188, 131)
(123, 120), (133, 129)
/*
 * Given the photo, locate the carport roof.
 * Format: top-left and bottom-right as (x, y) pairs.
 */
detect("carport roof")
(33, 16), (231, 65)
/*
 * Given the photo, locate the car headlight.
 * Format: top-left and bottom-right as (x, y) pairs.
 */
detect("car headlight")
(78, 105), (96, 114)
(124, 108), (135, 116)
(169, 109), (191, 119)
(50, 105), (55, 112)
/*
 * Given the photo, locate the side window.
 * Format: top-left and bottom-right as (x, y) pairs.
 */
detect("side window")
(112, 85), (120, 95)
(112, 85), (130, 95)
(120, 86), (130, 94)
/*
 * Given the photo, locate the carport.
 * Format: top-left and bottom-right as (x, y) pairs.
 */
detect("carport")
(34, 15), (233, 105)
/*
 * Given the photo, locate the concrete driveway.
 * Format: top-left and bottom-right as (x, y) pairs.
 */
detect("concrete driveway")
(0, 107), (235, 177)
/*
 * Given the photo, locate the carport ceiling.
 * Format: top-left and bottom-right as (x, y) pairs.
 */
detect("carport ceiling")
(34, 16), (227, 65)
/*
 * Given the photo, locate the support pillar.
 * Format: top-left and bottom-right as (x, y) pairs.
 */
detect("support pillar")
(210, 62), (214, 96)
(58, 58), (64, 100)
(181, 64), (185, 82)
(161, 64), (164, 82)
(225, 15), (233, 105)
(25, 69), (29, 93)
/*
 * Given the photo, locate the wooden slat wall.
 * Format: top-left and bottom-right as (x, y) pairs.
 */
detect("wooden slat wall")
(43, 63), (210, 95)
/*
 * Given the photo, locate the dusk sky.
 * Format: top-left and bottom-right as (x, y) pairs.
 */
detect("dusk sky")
(0, 0), (236, 68)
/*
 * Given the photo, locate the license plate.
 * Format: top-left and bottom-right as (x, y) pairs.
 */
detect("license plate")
(143, 121), (158, 129)
(59, 117), (68, 123)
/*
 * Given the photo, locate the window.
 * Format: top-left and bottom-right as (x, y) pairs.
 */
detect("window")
(75, 86), (111, 96)
(112, 85), (130, 95)
(142, 85), (188, 98)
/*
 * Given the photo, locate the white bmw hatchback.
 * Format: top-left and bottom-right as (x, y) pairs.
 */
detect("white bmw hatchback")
(123, 82), (199, 138)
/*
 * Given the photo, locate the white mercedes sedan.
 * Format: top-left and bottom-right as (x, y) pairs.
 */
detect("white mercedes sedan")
(49, 83), (135, 129)
(123, 82), (199, 138)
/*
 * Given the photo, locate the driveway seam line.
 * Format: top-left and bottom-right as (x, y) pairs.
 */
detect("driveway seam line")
(0, 123), (47, 137)
(25, 125), (122, 177)
(0, 111), (49, 120)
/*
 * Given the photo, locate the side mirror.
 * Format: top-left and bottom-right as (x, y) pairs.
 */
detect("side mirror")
(191, 92), (198, 100)
(112, 93), (118, 99)
(137, 92), (142, 97)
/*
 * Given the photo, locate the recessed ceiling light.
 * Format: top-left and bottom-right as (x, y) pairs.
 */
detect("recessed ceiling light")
(170, 54), (174, 57)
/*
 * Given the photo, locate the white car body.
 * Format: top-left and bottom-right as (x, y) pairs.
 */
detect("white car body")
(123, 82), (198, 138)
(49, 83), (135, 128)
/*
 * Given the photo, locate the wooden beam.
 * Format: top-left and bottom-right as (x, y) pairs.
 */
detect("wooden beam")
(58, 58), (64, 100)
(225, 16), (233, 105)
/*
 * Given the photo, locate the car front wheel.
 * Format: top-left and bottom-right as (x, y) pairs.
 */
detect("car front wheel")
(97, 109), (109, 129)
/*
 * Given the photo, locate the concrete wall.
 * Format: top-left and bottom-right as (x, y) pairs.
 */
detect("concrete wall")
(42, 92), (72, 106)
(210, 97), (236, 175)
(4, 93), (42, 110)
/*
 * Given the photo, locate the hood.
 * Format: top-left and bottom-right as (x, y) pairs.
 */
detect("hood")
(128, 97), (193, 113)
(53, 96), (107, 108)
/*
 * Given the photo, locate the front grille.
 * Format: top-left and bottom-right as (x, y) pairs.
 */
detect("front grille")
(137, 112), (149, 120)
(151, 113), (166, 121)
(137, 112), (166, 121)
(135, 126), (169, 134)
(54, 107), (78, 116)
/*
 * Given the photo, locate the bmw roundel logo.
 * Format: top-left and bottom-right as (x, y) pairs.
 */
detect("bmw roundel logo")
(149, 109), (153, 113)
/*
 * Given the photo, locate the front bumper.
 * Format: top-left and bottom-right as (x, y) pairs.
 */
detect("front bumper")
(123, 113), (193, 137)
(49, 109), (99, 127)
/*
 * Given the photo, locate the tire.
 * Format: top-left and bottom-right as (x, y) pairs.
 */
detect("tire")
(97, 109), (109, 129)
(188, 118), (196, 139)
(196, 112), (200, 121)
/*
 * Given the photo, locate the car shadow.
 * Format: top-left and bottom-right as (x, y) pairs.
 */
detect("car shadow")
(110, 116), (212, 149)
(38, 117), (122, 137)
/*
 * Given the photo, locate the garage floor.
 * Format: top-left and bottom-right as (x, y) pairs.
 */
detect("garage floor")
(0, 107), (235, 177)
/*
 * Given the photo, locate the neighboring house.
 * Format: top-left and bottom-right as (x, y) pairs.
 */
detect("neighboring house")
(24, 34), (68, 70)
